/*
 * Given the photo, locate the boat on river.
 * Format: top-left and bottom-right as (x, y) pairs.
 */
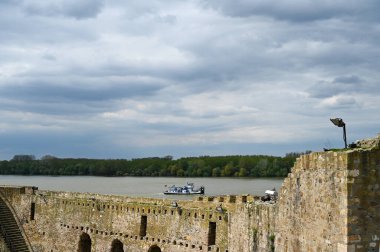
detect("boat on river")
(163, 182), (205, 195)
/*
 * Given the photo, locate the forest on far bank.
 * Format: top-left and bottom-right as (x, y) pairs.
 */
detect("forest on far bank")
(0, 152), (310, 177)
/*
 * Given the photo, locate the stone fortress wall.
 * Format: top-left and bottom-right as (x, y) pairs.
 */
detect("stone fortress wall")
(275, 134), (380, 252)
(0, 134), (379, 252)
(0, 185), (276, 252)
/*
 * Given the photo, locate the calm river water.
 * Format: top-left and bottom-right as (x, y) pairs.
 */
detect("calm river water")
(0, 176), (284, 199)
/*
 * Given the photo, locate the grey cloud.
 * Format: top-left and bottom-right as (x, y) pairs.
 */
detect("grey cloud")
(0, 0), (14, 5)
(333, 76), (362, 84)
(0, 9), (97, 46)
(321, 96), (360, 109)
(0, 0), (23, 6)
(153, 14), (177, 25)
(0, 99), (112, 116)
(0, 130), (110, 159)
(0, 0), (380, 159)
(22, 0), (105, 19)
(0, 78), (163, 115)
(109, 0), (181, 16)
(42, 54), (57, 61)
(203, 0), (380, 22)
(2, 80), (161, 102)
(307, 76), (365, 98)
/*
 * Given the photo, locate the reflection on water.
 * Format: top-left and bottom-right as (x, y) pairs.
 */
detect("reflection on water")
(0, 175), (284, 199)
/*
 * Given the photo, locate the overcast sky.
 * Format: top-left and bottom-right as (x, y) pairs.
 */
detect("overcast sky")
(0, 0), (379, 160)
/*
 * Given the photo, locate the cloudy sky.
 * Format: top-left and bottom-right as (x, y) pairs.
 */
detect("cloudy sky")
(0, 0), (379, 160)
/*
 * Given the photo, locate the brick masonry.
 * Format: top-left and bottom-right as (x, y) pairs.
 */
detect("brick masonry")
(0, 134), (379, 252)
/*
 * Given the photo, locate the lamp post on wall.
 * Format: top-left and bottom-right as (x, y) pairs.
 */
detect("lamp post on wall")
(330, 118), (347, 149)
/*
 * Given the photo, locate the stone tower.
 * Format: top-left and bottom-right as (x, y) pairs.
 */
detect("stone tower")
(276, 134), (380, 251)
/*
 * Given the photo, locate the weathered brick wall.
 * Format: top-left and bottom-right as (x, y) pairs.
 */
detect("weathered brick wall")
(3, 134), (379, 252)
(225, 196), (276, 252)
(249, 203), (276, 252)
(346, 149), (380, 251)
(22, 193), (229, 252)
(275, 134), (380, 252)
(275, 151), (349, 252)
(3, 189), (275, 252)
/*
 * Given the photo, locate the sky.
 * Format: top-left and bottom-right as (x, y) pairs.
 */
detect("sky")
(0, 0), (380, 160)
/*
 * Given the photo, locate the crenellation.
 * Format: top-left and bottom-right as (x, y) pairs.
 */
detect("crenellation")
(1, 135), (380, 251)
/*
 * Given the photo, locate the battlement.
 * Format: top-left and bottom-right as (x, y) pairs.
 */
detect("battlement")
(0, 184), (276, 252)
(276, 134), (380, 252)
(355, 133), (380, 149)
(0, 185), (37, 197)
(1, 134), (379, 252)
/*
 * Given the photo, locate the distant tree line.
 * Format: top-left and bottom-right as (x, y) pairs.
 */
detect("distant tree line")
(0, 152), (310, 177)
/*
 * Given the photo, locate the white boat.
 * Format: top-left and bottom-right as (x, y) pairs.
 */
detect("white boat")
(163, 183), (205, 195)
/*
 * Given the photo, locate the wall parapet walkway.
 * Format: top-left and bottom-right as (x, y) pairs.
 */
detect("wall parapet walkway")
(0, 185), (276, 252)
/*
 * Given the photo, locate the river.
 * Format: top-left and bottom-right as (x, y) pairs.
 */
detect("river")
(0, 176), (284, 199)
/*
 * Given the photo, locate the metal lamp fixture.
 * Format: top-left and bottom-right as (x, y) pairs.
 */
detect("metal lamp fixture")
(330, 118), (347, 148)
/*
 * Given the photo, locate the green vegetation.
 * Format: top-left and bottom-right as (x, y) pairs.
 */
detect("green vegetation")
(0, 153), (307, 177)
(269, 233), (276, 252)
